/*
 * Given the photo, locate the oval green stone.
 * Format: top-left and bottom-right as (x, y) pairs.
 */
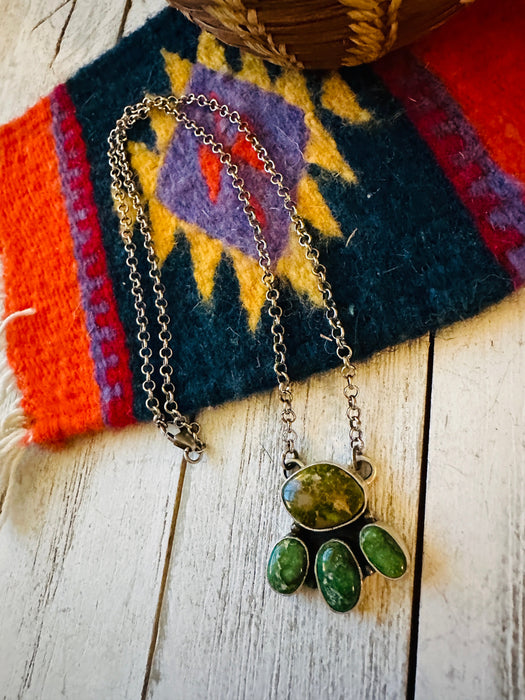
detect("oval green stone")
(267, 537), (309, 595)
(315, 539), (361, 613)
(282, 463), (366, 530)
(359, 524), (408, 579)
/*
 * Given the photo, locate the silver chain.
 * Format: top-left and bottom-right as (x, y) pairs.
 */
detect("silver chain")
(107, 93), (364, 466)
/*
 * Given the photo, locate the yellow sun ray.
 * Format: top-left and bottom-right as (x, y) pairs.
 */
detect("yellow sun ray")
(149, 109), (177, 154)
(197, 32), (229, 72)
(128, 140), (179, 265)
(236, 53), (272, 90)
(182, 223), (224, 301)
(296, 174), (341, 238)
(161, 48), (192, 96)
(228, 247), (268, 332)
(303, 116), (357, 183)
(127, 141), (159, 199)
(273, 70), (312, 113)
(321, 73), (371, 124)
(276, 228), (323, 306)
(273, 70), (357, 183)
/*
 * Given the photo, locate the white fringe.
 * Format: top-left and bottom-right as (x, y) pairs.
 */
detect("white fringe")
(0, 308), (36, 526)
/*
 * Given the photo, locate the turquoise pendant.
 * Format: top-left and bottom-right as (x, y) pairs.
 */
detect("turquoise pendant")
(267, 536), (309, 595)
(315, 539), (362, 613)
(359, 522), (408, 579)
(267, 457), (408, 612)
(281, 462), (366, 530)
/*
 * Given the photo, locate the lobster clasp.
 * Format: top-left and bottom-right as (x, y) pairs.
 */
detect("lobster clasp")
(156, 420), (205, 463)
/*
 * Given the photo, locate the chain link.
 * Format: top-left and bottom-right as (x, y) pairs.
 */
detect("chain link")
(107, 93), (364, 465)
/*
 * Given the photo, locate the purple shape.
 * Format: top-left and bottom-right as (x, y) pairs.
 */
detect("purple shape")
(506, 245), (525, 284)
(480, 172), (525, 236)
(393, 54), (525, 284)
(50, 88), (116, 425)
(156, 66), (308, 262)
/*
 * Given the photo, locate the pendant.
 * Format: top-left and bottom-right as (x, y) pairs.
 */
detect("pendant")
(266, 458), (408, 612)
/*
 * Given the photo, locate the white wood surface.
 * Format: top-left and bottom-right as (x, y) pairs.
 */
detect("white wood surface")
(0, 426), (184, 699)
(146, 343), (427, 700)
(417, 293), (525, 700)
(0, 2), (523, 698)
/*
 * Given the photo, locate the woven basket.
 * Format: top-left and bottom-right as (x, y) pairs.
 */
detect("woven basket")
(165, 0), (473, 69)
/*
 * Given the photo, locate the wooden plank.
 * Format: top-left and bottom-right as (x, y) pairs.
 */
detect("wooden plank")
(146, 338), (428, 700)
(1, 0), (117, 122)
(0, 1), (178, 699)
(0, 0), (164, 124)
(415, 290), (525, 699)
(0, 428), (183, 699)
(125, 0), (168, 38)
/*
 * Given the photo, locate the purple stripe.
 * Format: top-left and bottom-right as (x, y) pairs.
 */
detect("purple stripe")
(415, 62), (525, 279)
(507, 246), (525, 278)
(419, 69), (525, 240)
(476, 172), (525, 235)
(376, 51), (525, 285)
(50, 87), (116, 425)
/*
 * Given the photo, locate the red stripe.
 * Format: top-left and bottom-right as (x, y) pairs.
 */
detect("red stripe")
(52, 84), (136, 429)
(375, 52), (525, 287)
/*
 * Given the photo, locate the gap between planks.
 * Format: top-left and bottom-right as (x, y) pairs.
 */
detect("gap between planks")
(142, 456), (187, 700)
(406, 331), (434, 700)
(143, 336), (429, 699)
(140, 337), (435, 700)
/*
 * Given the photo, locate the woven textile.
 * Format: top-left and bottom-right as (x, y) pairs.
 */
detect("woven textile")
(0, 0), (523, 446)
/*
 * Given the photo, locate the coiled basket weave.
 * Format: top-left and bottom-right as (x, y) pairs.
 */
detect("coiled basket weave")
(165, 0), (473, 69)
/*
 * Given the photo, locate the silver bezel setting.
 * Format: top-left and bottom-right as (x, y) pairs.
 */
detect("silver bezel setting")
(349, 454), (375, 483)
(267, 535), (310, 596)
(358, 521), (410, 580)
(281, 461), (368, 532)
(314, 538), (363, 614)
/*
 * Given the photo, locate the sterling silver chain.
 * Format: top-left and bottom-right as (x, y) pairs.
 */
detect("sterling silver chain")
(107, 94), (364, 466)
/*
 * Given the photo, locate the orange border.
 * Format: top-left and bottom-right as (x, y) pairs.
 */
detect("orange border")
(0, 98), (103, 443)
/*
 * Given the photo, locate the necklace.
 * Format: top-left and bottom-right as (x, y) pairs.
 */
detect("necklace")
(108, 93), (408, 613)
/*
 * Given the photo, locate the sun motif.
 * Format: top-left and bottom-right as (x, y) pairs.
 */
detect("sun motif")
(127, 32), (371, 331)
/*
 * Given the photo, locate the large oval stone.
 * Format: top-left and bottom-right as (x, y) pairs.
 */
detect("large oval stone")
(315, 539), (361, 613)
(359, 523), (408, 579)
(282, 462), (366, 530)
(267, 537), (309, 595)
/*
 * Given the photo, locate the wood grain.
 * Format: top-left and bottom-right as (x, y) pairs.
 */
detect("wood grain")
(0, 427), (184, 699)
(415, 289), (525, 700)
(0, 0), (524, 698)
(0, 2), (176, 699)
(146, 340), (428, 700)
